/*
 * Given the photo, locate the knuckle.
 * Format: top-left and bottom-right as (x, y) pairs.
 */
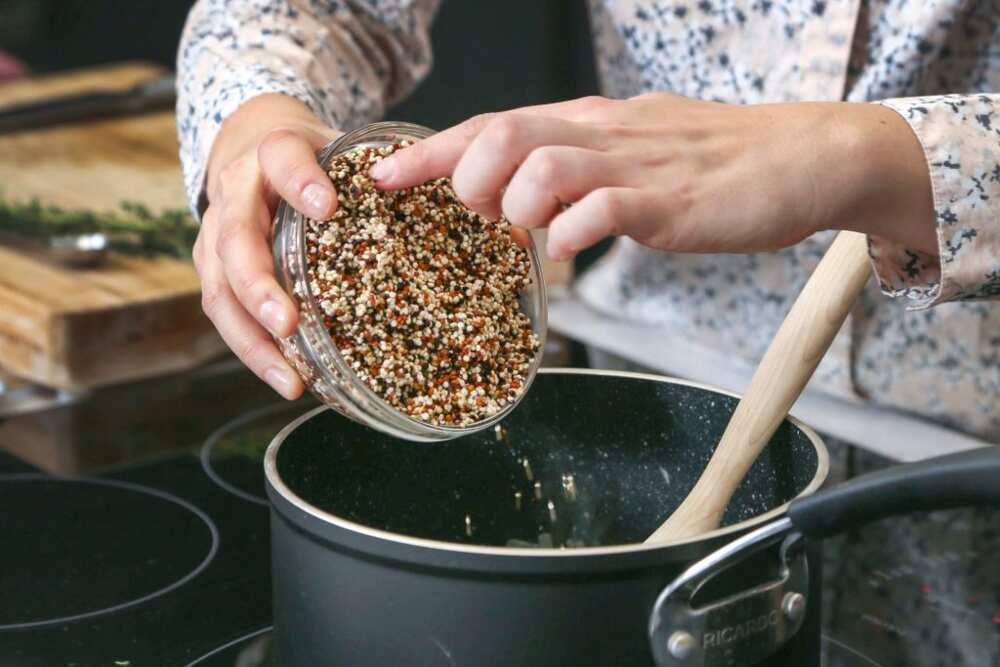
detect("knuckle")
(580, 95), (609, 109)
(634, 91), (673, 103)
(235, 337), (268, 366)
(233, 269), (267, 298)
(484, 114), (523, 152)
(576, 95), (611, 120)
(259, 128), (296, 155)
(451, 163), (488, 206)
(214, 219), (245, 257)
(594, 189), (625, 224)
(200, 283), (226, 318)
(467, 112), (498, 134)
(524, 148), (561, 190)
(452, 174), (492, 209)
(217, 159), (246, 189)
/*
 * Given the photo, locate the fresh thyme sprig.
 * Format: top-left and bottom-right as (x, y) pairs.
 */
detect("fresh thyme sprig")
(0, 196), (198, 260)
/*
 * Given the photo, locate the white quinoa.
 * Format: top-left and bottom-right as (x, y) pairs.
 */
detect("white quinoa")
(304, 142), (539, 427)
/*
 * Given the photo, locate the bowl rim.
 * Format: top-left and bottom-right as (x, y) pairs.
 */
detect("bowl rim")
(263, 367), (830, 557)
(275, 121), (549, 438)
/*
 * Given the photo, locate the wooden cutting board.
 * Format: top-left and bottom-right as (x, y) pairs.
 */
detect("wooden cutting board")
(0, 62), (226, 390)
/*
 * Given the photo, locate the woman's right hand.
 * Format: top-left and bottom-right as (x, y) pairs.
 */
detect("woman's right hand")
(194, 94), (341, 399)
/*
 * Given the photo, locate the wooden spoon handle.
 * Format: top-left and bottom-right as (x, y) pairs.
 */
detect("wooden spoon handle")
(646, 231), (872, 543)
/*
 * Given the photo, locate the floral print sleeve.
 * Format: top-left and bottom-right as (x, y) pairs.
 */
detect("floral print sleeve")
(175, 0), (439, 217)
(870, 94), (1000, 308)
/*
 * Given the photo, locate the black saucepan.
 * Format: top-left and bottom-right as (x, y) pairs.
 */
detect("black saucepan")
(264, 369), (1000, 666)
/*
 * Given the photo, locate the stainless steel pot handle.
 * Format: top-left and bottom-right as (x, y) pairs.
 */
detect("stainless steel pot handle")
(648, 518), (808, 667)
(649, 446), (1000, 666)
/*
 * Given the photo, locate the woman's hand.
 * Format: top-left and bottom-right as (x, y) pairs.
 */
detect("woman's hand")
(370, 93), (936, 261)
(195, 94), (340, 399)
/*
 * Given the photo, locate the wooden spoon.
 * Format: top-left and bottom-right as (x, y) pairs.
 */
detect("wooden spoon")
(646, 230), (872, 543)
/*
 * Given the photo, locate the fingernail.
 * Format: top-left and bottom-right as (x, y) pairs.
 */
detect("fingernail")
(369, 157), (395, 183)
(302, 183), (333, 217)
(264, 366), (296, 398)
(260, 299), (290, 336)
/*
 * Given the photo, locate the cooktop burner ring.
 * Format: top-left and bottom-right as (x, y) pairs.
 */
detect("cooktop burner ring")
(199, 403), (296, 506)
(822, 633), (885, 666)
(0, 473), (220, 631)
(179, 629), (888, 666)
(183, 625), (273, 667)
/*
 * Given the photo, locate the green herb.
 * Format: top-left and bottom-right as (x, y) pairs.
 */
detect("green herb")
(0, 196), (198, 260)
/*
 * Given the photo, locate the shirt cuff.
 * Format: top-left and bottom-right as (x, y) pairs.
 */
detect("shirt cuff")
(870, 94), (1000, 309)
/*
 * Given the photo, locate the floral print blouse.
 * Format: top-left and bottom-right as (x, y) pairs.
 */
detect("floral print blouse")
(176, 0), (1000, 441)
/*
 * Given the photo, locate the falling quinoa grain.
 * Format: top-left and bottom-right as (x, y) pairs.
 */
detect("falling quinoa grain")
(303, 141), (539, 427)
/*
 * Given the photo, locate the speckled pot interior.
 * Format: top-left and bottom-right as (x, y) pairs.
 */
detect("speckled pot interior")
(273, 369), (824, 549)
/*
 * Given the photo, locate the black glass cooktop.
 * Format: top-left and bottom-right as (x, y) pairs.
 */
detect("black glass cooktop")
(0, 399), (303, 667)
(0, 391), (998, 666)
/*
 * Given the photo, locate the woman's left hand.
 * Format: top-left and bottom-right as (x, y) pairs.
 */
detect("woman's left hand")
(369, 93), (936, 261)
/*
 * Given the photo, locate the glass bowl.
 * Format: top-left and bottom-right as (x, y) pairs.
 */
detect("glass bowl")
(272, 121), (547, 442)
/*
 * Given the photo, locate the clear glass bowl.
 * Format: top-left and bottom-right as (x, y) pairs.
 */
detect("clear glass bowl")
(272, 121), (548, 442)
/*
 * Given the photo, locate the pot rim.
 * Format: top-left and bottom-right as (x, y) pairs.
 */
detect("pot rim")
(264, 367), (830, 558)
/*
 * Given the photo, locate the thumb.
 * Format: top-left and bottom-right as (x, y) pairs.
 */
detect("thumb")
(257, 128), (338, 219)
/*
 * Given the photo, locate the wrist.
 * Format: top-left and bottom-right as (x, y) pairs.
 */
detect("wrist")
(821, 102), (937, 255)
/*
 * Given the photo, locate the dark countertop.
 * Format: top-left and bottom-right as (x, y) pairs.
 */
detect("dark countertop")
(0, 362), (997, 666)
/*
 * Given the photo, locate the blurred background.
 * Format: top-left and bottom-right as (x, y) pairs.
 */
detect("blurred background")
(0, 0), (601, 472)
(3, 7), (1000, 667)
(0, 0), (599, 125)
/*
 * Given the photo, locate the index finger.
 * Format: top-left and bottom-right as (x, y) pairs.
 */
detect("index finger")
(370, 96), (611, 189)
(368, 112), (498, 189)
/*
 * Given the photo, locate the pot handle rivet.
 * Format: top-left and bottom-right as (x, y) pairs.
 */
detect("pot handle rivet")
(667, 631), (697, 661)
(781, 592), (806, 623)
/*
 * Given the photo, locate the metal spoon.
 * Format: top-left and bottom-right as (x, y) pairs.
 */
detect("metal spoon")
(49, 233), (109, 268)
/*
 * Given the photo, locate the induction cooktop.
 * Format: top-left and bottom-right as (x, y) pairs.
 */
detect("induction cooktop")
(1, 398), (997, 666)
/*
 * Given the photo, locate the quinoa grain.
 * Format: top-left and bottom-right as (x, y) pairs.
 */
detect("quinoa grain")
(303, 142), (539, 427)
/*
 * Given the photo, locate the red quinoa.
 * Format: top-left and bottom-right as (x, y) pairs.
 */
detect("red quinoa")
(304, 142), (539, 427)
